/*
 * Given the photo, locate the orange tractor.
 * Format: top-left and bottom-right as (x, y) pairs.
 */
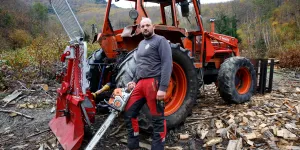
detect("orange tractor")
(49, 0), (256, 149)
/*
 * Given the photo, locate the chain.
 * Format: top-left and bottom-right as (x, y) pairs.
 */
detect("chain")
(68, 43), (85, 95)
(69, 46), (76, 93)
(79, 44), (84, 93)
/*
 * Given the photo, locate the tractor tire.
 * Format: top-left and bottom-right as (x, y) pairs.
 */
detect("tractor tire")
(115, 50), (137, 88)
(217, 57), (256, 103)
(87, 49), (106, 92)
(115, 44), (197, 130)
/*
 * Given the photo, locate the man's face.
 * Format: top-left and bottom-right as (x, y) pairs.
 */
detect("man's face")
(140, 19), (154, 38)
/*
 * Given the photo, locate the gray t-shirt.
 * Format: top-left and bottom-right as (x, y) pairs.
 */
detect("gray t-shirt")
(133, 34), (172, 91)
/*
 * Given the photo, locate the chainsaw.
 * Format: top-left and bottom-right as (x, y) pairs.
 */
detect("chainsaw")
(85, 87), (133, 150)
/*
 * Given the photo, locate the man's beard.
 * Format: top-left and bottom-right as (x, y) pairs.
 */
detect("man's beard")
(142, 30), (153, 38)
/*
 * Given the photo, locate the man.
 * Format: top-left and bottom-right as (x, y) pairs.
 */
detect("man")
(124, 17), (172, 150)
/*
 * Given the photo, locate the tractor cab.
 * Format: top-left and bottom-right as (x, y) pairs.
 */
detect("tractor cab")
(96, 0), (239, 71)
(96, 0), (204, 58)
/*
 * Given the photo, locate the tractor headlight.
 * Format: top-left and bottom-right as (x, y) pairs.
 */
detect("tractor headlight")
(129, 10), (139, 20)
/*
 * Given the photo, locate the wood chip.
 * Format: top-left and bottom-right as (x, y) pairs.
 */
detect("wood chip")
(295, 105), (300, 113)
(246, 140), (254, 146)
(179, 133), (189, 140)
(265, 111), (287, 116)
(2, 90), (22, 103)
(242, 117), (249, 123)
(200, 130), (208, 139)
(18, 103), (27, 108)
(11, 144), (29, 149)
(9, 112), (18, 117)
(284, 146), (300, 150)
(228, 118), (235, 124)
(165, 146), (183, 150)
(203, 137), (222, 147)
(247, 111), (256, 117)
(277, 129), (298, 140)
(226, 140), (237, 150)
(215, 120), (224, 129)
(40, 84), (49, 92)
(38, 143), (44, 150)
(226, 138), (242, 150)
(244, 132), (257, 140)
(259, 123), (267, 129)
(50, 107), (56, 113)
(236, 138), (242, 150)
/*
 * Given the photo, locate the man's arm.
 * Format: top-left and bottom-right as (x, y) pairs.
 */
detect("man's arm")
(158, 38), (172, 91)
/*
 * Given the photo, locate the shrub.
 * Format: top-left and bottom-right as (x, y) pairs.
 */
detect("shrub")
(8, 29), (33, 49)
(0, 9), (14, 28)
(2, 35), (67, 83)
(278, 42), (300, 69)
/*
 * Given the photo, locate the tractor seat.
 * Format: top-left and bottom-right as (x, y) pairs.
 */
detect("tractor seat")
(121, 25), (139, 37)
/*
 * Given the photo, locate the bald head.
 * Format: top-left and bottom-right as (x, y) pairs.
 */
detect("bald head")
(140, 17), (152, 25)
(140, 17), (154, 39)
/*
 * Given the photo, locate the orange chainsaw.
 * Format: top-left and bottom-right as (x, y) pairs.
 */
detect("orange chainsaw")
(85, 87), (134, 150)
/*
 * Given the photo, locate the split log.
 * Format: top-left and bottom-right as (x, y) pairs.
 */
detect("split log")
(2, 90), (22, 103)
(2, 95), (26, 107)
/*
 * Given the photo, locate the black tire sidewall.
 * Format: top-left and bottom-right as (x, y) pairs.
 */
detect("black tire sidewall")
(218, 57), (256, 103)
(88, 49), (105, 92)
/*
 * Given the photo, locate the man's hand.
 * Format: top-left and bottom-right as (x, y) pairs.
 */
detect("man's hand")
(156, 90), (166, 100)
(127, 81), (136, 91)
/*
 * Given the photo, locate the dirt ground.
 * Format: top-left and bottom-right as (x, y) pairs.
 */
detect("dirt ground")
(0, 68), (300, 150)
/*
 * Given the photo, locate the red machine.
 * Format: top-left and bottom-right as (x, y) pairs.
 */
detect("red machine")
(49, 0), (256, 149)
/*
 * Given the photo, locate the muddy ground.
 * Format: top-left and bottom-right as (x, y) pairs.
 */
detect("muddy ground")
(0, 68), (299, 150)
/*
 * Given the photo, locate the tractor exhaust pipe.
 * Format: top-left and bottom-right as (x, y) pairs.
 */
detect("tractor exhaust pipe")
(210, 18), (215, 33)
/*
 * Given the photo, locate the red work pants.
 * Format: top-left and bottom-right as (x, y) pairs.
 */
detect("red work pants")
(124, 78), (166, 150)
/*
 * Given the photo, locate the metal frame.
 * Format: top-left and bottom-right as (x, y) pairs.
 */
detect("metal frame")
(252, 59), (275, 94)
(50, 0), (84, 42)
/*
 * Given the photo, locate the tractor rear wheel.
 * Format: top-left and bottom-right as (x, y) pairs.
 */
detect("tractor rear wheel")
(217, 57), (256, 103)
(115, 50), (137, 88)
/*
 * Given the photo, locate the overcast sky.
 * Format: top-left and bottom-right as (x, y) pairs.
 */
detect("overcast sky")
(113, 0), (233, 8)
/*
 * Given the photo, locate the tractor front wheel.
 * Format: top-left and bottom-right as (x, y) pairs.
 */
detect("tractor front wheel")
(217, 57), (256, 103)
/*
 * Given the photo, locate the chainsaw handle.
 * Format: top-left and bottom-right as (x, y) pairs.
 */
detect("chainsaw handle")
(103, 99), (121, 112)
